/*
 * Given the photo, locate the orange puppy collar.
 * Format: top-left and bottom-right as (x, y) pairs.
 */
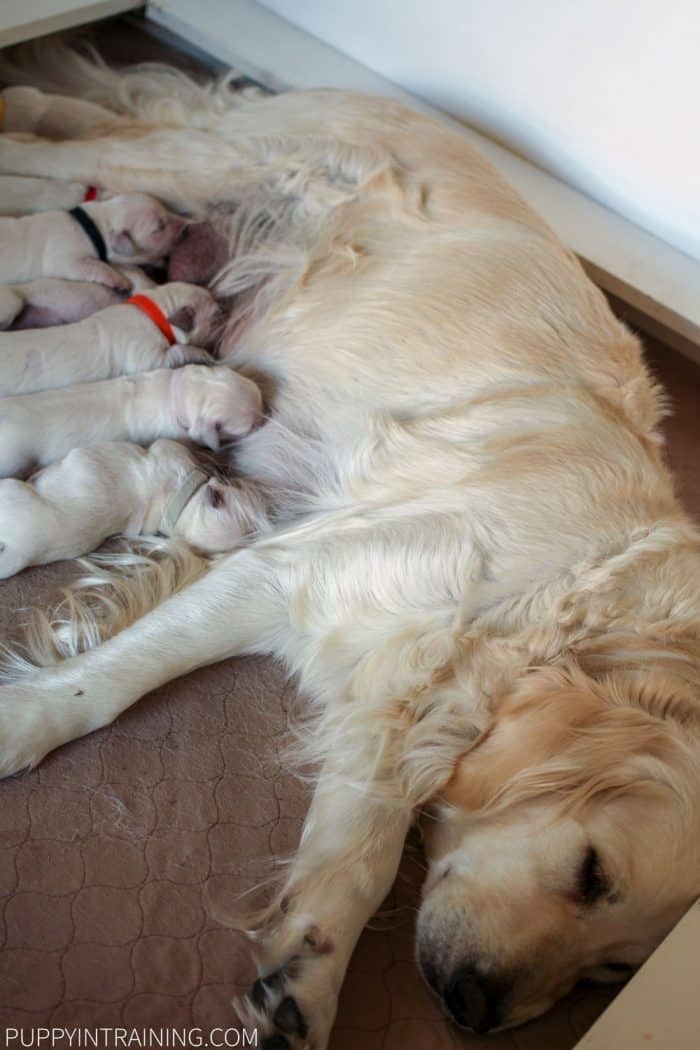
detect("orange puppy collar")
(126, 294), (177, 346)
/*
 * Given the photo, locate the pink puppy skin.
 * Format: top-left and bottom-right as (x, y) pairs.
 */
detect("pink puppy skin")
(167, 222), (228, 285)
(11, 280), (124, 330)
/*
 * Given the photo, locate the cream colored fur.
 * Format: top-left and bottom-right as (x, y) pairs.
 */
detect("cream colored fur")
(0, 438), (266, 578)
(0, 174), (88, 216)
(0, 282), (217, 394)
(0, 363), (263, 477)
(0, 192), (184, 287)
(0, 59), (699, 1045)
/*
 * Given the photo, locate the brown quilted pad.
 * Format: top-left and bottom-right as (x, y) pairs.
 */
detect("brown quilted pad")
(0, 318), (695, 1041)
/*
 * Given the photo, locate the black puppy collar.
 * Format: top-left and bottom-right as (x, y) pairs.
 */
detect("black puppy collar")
(69, 205), (108, 262)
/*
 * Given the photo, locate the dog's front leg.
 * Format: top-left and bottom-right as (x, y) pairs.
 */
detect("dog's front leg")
(0, 547), (287, 775)
(237, 778), (412, 1049)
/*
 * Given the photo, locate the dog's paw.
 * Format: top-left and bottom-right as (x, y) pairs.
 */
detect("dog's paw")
(0, 686), (54, 777)
(235, 926), (339, 1050)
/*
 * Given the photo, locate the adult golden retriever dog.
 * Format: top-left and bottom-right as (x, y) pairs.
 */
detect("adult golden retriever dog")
(0, 50), (699, 1048)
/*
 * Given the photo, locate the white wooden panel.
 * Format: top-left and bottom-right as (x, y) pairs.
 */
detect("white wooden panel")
(576, 901), (700, 1050)
(0, 0), (141, 48)
(146, 0), (700, 349)
(261, 0), (700, 262)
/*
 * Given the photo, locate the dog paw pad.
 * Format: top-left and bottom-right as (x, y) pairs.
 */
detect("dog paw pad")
(274, 996), (308, 1037)
(261, 1037), (291, 1050)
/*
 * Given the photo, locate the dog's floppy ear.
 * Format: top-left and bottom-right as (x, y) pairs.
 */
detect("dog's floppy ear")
(112, 230), (135, 257)
(168, 304), (195, 334)
(442, 663), (678, 816)
(441, 666), (606, 812)
(576, 638), (700, 731)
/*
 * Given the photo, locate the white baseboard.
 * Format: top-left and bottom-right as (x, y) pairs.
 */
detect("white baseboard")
(147, 0), (700, 352)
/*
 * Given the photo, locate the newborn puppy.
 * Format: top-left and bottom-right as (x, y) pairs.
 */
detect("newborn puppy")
(0, 364), (263, 478)
(0, 175), (89, 217)
(0, 283), (218, 395)
(0, 439), (269, 577)
(0, 85), (123, 139)
(0, 265), (155, 330)
(0, 194), (186, 288)
(174, 473), (269, 553)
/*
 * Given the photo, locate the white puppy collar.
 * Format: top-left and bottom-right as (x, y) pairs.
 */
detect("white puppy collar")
(160, 468), (209, 534)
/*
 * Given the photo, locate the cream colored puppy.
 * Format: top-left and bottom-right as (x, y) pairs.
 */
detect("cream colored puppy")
(0, 265), (155, 330)
(0, 193), (185, 288)
(0, 364), (263, 478)
(0, 282), (218, 395)
(0, 438), (267, 578)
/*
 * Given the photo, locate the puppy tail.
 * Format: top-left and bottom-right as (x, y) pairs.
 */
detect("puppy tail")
(0, 538), (208, 681)
(0, 40), (251, 126)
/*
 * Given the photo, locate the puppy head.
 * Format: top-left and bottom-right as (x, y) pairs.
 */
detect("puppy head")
(171, 365), (264, 449)
(96, 194), (186, 265)
(174, 475), (268, 553)
(147, 282), (220, 348)
(417, 661), (700, 1032)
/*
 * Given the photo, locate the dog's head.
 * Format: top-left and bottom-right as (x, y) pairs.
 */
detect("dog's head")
(417, 657), (700, 1032)
(97, 194), (186, 265)
(174, 475), (268, 553)
(171, 364), (264, 449)
(147, 282), (220, 348)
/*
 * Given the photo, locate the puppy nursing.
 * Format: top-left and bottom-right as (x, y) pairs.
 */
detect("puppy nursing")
(0, 92), (260, 574)
(0, 364), (262, 478)
(0, 282), (218, 394)
(0, 193), (185, 288)
(0, 439), (264, 578)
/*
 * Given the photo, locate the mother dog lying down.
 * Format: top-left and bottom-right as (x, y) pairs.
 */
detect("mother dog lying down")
(1, 54), (700, 1048)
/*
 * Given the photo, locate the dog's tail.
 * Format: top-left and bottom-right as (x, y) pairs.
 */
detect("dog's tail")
(0, 40), (249, 127)
(0, 538), (208, 682)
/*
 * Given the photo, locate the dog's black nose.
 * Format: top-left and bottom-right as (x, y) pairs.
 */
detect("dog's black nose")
(444, 966), (500, 1033)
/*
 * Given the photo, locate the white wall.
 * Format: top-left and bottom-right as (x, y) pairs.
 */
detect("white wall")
(260, 0), (700, 261)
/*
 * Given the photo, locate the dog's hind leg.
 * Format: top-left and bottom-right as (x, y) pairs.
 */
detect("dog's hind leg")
(0, 547), (287, 775)
(1, 86), (125, 138)
(0, 131), (245, 206)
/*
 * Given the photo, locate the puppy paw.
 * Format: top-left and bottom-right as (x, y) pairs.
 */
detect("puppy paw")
(0, 286), (22, 330)
(163, 344), (215, 368)
(236, 925), (339, 1050)
(68, 258), (132, 292)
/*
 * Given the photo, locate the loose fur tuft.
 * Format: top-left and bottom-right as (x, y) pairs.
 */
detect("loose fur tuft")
(0, 537), (208, 681)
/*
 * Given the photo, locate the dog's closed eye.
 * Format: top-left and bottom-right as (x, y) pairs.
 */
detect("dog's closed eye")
(207, 484), (225, 509)
(578, 846), (609, 905)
